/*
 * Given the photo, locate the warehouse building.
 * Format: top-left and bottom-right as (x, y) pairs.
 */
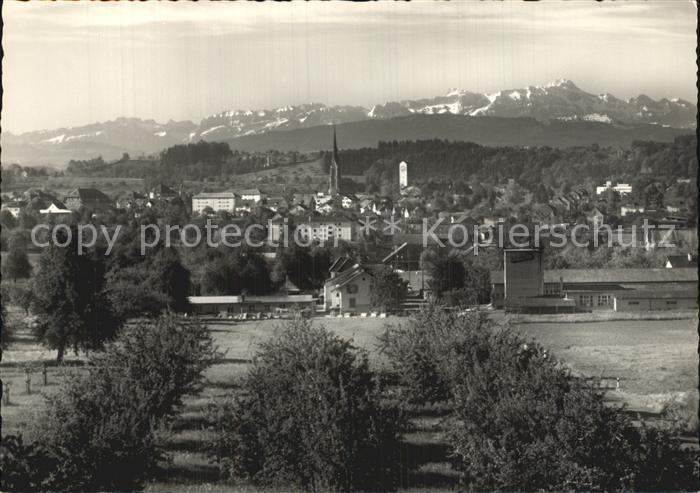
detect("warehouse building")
(491, 257), (697, 312)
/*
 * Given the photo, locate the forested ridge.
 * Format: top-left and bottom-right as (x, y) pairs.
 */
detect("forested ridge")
(339, 135), (696, 191)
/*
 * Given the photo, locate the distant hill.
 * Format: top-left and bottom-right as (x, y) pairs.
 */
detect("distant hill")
(223, 115), (690, 152)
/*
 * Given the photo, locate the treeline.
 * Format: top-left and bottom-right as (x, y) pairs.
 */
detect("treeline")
(338, 136), (697, 192)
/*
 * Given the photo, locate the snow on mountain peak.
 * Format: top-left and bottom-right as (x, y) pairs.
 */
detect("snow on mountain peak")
(543, 78), (578, 90)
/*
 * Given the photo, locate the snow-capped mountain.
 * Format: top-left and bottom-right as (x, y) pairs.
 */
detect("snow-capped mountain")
(190, 103), (368, 141)
(367, 79), (695, 127)
(1, 117), (198, 165)
(2, 79), (694, 165)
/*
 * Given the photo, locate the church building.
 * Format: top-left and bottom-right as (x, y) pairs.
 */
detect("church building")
(328, 127), (341, 196)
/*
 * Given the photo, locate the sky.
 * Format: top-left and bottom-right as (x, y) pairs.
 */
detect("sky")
(2, 1), (697, 134)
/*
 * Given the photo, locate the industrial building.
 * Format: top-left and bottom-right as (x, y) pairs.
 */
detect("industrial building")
(491, 250), (697, 312)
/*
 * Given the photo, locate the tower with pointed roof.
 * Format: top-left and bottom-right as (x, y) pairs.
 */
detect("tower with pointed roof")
(328, 127), (341, 196)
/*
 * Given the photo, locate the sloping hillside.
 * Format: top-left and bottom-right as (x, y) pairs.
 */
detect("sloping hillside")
(224, 115), (689, 153)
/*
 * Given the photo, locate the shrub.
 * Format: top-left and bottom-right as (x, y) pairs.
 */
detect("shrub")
(370, 266), (408, 312)
(208, 317), (404, 492)
(15, 314), (217, 491)
(378, 305), (485, 404)
(447, 326), (699, 491)
(0, 434), (58, 492)
(380, 306), (699, 491)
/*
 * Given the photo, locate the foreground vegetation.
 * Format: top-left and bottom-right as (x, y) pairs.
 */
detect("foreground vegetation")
(2, 309), (697, 492)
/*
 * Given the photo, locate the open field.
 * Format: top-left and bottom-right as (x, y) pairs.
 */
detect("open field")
(512, 319), (698, 394)
(2, 313), (696, 490)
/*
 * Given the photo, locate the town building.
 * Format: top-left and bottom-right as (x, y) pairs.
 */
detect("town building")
(620, 204), (645, 217)
(192, 191), (237, 214)
(237, 189), (263, 202)
(39, 200), (73, 216)
(64, 188), (113, 211)
(291, 194), (317, 210)
(188, 294), (315, 316)
(585, 207), (605, 228)
(117, 191), (147, 209)
(596, 181), (632, 196)
(1, 201), (24, 218)
(149, 184), (178, 201)
(269, 215), (355, 243)
(324, 259), (374, 313)
(265, 196), (288, 212)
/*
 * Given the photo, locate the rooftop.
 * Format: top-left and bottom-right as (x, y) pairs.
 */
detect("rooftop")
(491, 268), (698, 285)
(188, 295), (313, 304)
(193, 191), (237, 199)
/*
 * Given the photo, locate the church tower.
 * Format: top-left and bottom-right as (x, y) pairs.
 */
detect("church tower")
(328, 127), (341, 196)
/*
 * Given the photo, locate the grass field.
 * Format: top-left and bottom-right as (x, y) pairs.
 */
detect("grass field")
(2, 313), (697, 490)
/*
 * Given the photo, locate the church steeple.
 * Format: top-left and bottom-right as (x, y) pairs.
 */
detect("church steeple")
(329, 126), (340, 196)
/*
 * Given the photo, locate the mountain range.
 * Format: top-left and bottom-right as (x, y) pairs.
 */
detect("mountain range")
(2, 79), (695, 166)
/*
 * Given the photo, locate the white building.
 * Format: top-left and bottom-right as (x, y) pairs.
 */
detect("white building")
(596, 181), (632, 196)
(39, 201), (73, 216)
(620, 205), (645, 217)
(399, 161), (408, 188)
(238, 189), (263, 202)
(1, 205), (22, 218)
(192, 192), (237, 214)
(269, 215), (355, 243)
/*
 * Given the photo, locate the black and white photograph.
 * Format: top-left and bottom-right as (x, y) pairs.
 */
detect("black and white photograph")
(0, 1), (698, 491)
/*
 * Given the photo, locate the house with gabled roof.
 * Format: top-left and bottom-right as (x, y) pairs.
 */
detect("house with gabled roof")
(149, 184), (178, 200)
(39, 200), (73, 216)
(323, 259), (374, 313)
(64, 188), (112, 211)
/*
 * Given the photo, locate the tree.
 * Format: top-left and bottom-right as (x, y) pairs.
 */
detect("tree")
(447, 323), (699, 491)
(380, 306), (699, 491)
(201, 249), (272, 296)
(0, 209), (17, 230)
(8, 284), (34, 316)
(1, 233), (32, 282)
(370, 266), (407, 312)
(10, 315), (217, 491)
(0, 295), (11, 351)
(147, 247), (191, 312)
(271, 244), (331, 292)
(426, 253), (465, 296)
(104, 266), (170, 320)
(207, 318), (403, 491)
(30, 227), (120, 361)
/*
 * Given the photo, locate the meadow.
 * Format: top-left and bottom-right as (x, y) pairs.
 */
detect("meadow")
(2, 312), (697, 491)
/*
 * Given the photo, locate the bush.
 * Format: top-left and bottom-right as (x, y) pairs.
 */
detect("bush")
(380, 306), (699, 491)
(0, 434), (58, 492)
(447, 326), (699, 490)
(378, 305), (484, 404)
(9, 314), (217, 491)
(208, 317), (404, 492)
